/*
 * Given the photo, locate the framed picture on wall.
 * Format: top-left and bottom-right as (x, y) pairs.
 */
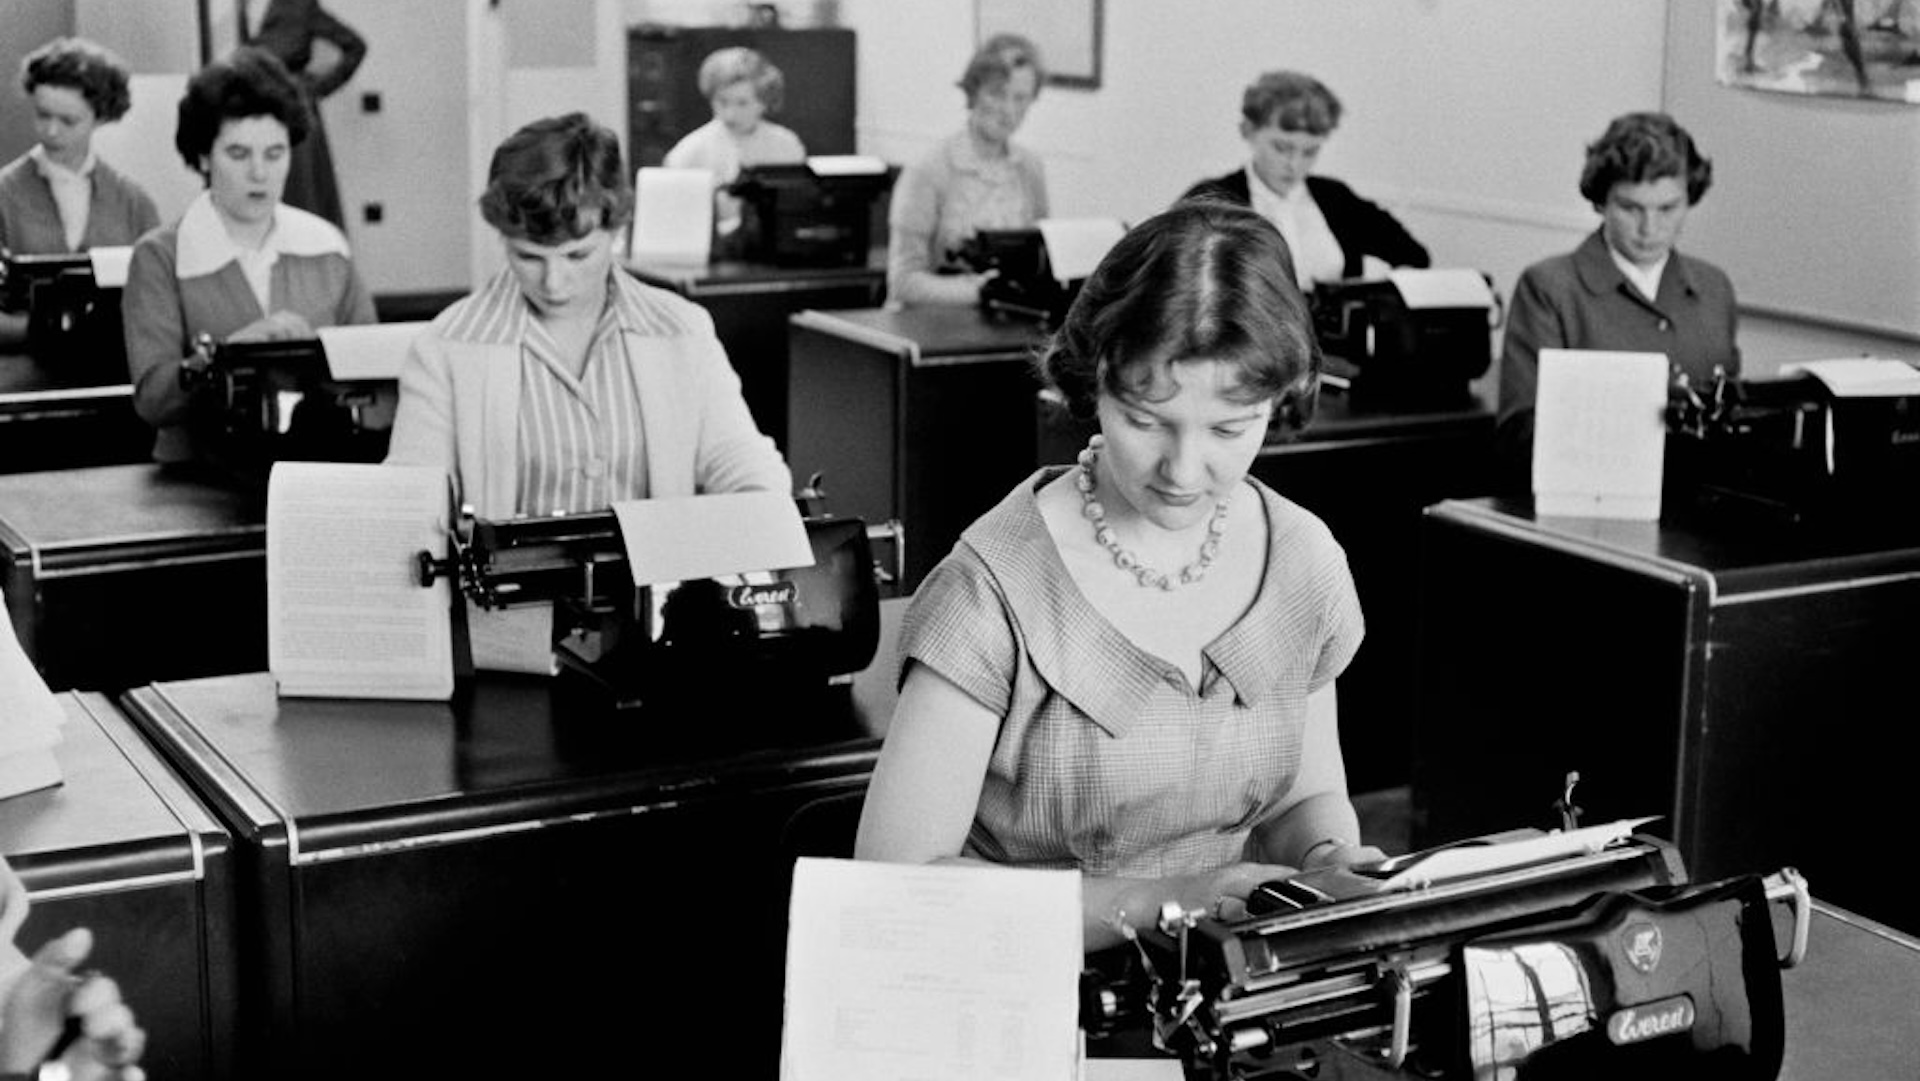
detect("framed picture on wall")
(976, 0), (1102, 90)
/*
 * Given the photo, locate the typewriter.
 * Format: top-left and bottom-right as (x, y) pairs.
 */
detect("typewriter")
(1666, 362), (1920, 525)
(1081, 791), (1810, 1081)
(415, 486), (886, 709)
(178, 330), (404, 481)
(950, 228), (1077, 325)
(1, 248), (128, 375)
(1310, 270), (1499, 405)
(727, 159), (896, 268)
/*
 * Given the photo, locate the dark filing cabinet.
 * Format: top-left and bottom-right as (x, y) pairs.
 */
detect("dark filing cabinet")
(0, 464), (265, 691)
(122, 670), (891, 1080)
(786, 306), (1046, 590)
(627, 24), (856, 169)
(1411, 496), (1920, 937)
(2, 692), (238, 1080)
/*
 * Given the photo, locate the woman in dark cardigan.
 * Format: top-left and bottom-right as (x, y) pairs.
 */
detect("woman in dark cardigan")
(1182, 70), (1427, 287)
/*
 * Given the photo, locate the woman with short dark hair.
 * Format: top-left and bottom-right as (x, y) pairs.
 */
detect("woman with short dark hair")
(886, 33), (1050, 306)
(121, 46), (374, 466)
(387, 112), (787, 518)
(856, 200), (1384, 949)
(1495, 111), (1737, 479)
(1182, 69), (1427, 289)
(0, 36), (161, 347)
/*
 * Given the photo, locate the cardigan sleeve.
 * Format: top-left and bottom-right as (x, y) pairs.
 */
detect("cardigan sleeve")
(121, 233), (194, 429)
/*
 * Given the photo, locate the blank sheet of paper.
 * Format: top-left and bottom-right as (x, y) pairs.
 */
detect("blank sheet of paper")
(782, 858), (1082, 1081)
(630, 167), (714, 264)
(1038, 217), (1127, 283)
(612, 491), (812, 587)
(1532, 349), (1669, 520)
(318, 322), (429, 380)
(87, 246), (133, 288)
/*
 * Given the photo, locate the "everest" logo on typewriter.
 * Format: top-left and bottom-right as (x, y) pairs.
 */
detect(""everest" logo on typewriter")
(727, 581), (797, 608)
(1606, 995), (1696, 1046)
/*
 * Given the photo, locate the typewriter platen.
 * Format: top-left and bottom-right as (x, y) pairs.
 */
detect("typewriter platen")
(1082, 807), (1810, 1080)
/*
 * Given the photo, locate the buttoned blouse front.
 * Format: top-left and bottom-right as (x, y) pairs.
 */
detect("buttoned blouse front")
(900, 468), (1364, 879)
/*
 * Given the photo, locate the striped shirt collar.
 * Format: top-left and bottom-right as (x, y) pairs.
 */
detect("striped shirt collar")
(173, 190), (349, 280)
(438, 264), (695, 346)
(961, 468), (1288, 737)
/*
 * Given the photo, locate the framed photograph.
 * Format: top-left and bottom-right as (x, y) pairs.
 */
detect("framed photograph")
(976, 0), (1103, 90)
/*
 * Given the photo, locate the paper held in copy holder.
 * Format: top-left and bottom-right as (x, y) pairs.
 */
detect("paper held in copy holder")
(1532, 348), (1669, 520)
(629, 166), (714, 264)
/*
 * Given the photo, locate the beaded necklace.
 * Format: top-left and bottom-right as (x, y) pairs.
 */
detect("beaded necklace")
(1074, 435), (1229, 591)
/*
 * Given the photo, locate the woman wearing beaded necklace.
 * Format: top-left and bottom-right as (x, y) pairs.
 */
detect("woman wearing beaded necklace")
(856, 199), (1384, 949)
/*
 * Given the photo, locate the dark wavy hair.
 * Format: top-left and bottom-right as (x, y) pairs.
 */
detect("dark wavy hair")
(175, 47), (311, 175)
(1240, 70), (1341, 135)
(20, 37), (134, 123)
(1578, 112), (1713, 207)
(958, 33), (1045, 105)
(1039, 199), (1321, 431)
(479, 112), (633, 244)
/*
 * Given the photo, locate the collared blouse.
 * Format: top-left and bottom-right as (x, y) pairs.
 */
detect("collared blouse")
(899, 468), (1364, 878)
(0, 150), (160, 255)
(887, 129), (1049, 306)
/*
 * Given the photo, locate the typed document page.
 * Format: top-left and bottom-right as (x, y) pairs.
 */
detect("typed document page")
(267, 462), (454, 699)
(782, 858), (1082, 1081)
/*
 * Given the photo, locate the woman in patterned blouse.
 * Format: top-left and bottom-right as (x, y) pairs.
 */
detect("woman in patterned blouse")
(857, 200), (1385, 949)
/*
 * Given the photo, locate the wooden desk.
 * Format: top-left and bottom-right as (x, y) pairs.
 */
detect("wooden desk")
(1411, 497), (1920, 935)
(627, 256), (885, 448)
(120, 656), (897, 1080)
(1, 692), (238, 1080)
(786, 306), (1046, 590)
(0, 464), (264, 691)
(1783, 903), (1920, 1078)
(0, 354), (150, 473)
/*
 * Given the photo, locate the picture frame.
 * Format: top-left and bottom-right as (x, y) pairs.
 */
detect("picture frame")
(976, 0), (1103, 90)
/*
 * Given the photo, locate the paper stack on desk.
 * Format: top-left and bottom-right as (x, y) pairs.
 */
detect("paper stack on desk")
(0, 600), (64, 799)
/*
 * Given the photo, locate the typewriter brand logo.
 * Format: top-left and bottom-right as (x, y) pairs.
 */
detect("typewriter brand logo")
(1622, 922), (1662, 974)
(727, 581), (796, 608)
(1606, 996), (1695, 1046)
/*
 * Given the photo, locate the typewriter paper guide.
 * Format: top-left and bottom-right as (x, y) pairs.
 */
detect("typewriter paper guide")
(782, 857), (1082, 1081)
(611, 491), (813, 587)
(1532, 348), (1669, 520)
(86, 245), (133, 289)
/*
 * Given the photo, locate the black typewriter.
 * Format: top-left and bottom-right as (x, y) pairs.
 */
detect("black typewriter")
(178, 332), (398, 482)
(950, 228), (1077, 325)
(1081, 785), (1810, 1081)
(1309, 274), (1498, 405)
(415, 486), (887, 710)
(1666, 364), (1920, 525)
(727, 161), (896, 267)
(1, 249), (127, 375)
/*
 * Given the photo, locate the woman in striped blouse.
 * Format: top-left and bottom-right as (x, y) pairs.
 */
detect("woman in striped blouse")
(387, 112), (788, 517)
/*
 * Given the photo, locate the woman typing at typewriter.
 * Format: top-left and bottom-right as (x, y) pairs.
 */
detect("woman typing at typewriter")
(856, 201), (1384, 950)
(0, 37), (161, 351)
(1494, 111), (1738, 487)
(1181, 70), (1428, 292)
(120, 46), (375, 466)
(386, 111), (788, 517)
(886, 33), (1049, 307)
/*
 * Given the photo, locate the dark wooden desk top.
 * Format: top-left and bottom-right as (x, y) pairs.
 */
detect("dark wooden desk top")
(0, 463), (260, 570)
(791, 305), (1044, 365)
(121, 669), (889, 859)
(0, 353), (129, 409)
(0, 692), (227, 895)
(1428, 496), (1920, 599)
(1783, 903), (1920, 1079)
(625, 250), (885, 296)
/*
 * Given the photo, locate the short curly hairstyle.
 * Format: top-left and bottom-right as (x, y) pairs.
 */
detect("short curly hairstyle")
(958, 33), (1045, 105)
(1240, 70), (1341, 135)
(479, 112), (633, 244)
(174, 47), (311, 175)
(1578, 112), (1713, 207)
(696, 47), (784, 114)
(20, 37), (134, 123)
(1039, 199), (1321, 431)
